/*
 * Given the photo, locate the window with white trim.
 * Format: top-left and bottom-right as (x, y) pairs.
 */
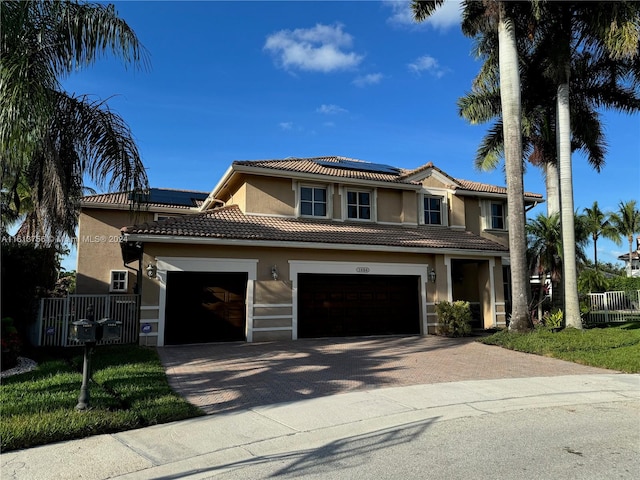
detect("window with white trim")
(423, 195), (443, 225)
(300, 185), (327, 217)
(490, 201), (506, 230)
(110, 270), (128, 293)
(346, 190), (371, 220)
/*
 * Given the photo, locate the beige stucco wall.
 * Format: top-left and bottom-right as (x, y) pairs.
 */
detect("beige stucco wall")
(464, 198), (509, 248)
(228, 183), (247, 212)
(449, 194), (466, 228)
(421, 176), (446, 188)
(144, 243), (431, 279)
(244, 176), (295, 215)
(76, 209), (153, 294)
(331, 184), (342, 219)
(377, 188), (403, 223)
(223, 175), (429, 224)
(464, 199), (481, 235)
(402, 191), (417, 224)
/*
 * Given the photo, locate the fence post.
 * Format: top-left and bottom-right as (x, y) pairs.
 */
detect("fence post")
(36, 298), (44, 347)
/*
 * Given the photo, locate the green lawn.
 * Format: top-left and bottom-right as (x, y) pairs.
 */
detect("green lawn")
(0, 345), (203, 452)
(478, 322), (640, 373)
(3, 324), (639, 453)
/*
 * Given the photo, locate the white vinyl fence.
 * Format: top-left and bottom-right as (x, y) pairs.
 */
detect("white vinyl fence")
(35, 294), (140, 347)
(586, 290), (640, 324)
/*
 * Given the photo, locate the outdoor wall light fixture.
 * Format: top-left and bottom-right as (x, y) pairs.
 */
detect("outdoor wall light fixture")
(146, 264), (157, 278)
(428, 268), (437, 283)
(271, 265), (279, 280)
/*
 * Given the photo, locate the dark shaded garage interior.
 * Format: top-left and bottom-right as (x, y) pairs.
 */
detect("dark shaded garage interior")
(164, 271), (247, 344)
(297, 273), (421, 338)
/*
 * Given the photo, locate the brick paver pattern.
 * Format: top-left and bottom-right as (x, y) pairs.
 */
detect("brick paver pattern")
(157, 335), (615, 414)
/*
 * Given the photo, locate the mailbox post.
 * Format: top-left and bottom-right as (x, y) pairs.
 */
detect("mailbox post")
(69, 306), (122, 411)
(72, 306), (97, 410)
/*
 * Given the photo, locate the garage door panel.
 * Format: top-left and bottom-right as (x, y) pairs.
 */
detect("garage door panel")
(165, 271), (247, 345)
(298, 273), (420, 338)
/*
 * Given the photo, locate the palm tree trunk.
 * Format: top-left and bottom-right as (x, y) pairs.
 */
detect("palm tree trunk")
(498, 6), (531, 332)
(628, 235), (634, 277)
(545, 162), (560, 216)
(557, 82), (582, 329)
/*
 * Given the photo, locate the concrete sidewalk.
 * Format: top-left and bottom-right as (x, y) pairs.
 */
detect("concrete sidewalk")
(2, 374), (638, 480)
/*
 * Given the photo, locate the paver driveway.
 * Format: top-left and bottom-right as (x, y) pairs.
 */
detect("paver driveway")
(157, 335), (615, 414)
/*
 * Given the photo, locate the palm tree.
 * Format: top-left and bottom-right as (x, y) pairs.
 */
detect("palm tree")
(526, 211), (589, 320)
(458, 48), (620, 217)
(413, 0), (532, 332)
(610, 200), (640, 277)
(1, 0), (149, 239)
(533, 1), (640, 328)
(526, 212), (562, 321)
(582, 201), (621, 271)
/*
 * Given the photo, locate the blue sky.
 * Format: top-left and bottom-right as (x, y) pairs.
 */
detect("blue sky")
(61, 0), (639, 270)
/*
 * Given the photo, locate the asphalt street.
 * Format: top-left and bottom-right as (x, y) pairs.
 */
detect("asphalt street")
(205, 401), (640, 480)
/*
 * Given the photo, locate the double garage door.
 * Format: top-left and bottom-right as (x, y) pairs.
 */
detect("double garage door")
(164, 272), (421, 344)
(298, 274), (421, 338)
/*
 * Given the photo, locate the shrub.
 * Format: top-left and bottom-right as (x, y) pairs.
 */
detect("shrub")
(542, 309), (563, 330)
(435, 301), (472, 337)
(608, 276), (640, 295)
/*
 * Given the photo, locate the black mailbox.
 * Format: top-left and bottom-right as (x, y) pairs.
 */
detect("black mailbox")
(69, 319), (98, 343)
(97, 318), (122, 341)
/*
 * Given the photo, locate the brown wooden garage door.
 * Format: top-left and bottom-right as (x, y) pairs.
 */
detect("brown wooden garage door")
(298, 274), (420, 338)
(164, 272), (247, 345)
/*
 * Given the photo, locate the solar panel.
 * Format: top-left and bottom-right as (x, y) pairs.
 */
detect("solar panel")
(129, 188), (208, 207)
(315, 159), (400, 175)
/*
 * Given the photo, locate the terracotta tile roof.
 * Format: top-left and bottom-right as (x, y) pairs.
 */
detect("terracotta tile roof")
(233, 156), (421, 185)
(123, 205), (508, 252)
(82, 188), (208, 209)
(234, 157), (543, 200)
(454, 179), (543, 199)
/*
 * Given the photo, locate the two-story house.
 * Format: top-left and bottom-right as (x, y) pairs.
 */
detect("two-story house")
(76, 156), (543, 346)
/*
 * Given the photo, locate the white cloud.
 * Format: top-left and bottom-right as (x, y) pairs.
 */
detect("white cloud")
(316, 104), (348, 115)
(279, 122), (293, 130)
(353, 73), (383, 87)
(408, 55), (448, 78)
(384, 0), (461, 30)
(264, 23), (363, 73)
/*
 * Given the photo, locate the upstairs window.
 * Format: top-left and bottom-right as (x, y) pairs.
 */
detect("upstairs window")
(110, 270), (128, 293)
(423, 196), (443, 225)
(490, 201), (506, 230)
(347, 190), (371, 220)
(300, 186), (327, 217)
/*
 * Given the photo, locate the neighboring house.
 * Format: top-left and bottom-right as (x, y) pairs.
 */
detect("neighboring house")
(76, 156), (543, 346)
(617, 237), (640, 278)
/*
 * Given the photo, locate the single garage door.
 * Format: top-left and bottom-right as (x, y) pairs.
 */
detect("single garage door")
(298, 273), (420, 338)
(164, 271), (247, 345)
